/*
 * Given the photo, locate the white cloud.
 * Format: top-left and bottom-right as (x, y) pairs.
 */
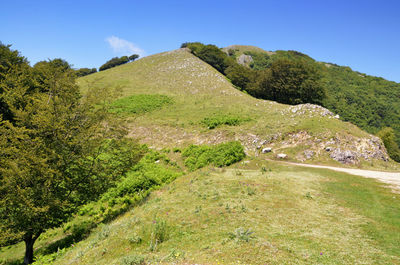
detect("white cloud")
(105, 36), (145, 57)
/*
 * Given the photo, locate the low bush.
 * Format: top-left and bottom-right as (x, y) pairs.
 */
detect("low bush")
(201, 115), (249, 129)
(110, 94), (172, 115)
(121, 254), (145, 265)
(182, 141), (245, 171)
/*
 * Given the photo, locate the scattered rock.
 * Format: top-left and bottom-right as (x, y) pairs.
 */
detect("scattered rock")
(277, 153), (287, 159)
(304, 150), (315, 159)
(256, 145), (262, 149)
(330, 149), (357, 164)
(262, 147), (272, 153)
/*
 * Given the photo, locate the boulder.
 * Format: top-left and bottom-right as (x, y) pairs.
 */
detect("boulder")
(277, 153), (287, 159)
(237, 54), (253, 65)
(325, 147), (332, 152)
(262, 147), (272, 153)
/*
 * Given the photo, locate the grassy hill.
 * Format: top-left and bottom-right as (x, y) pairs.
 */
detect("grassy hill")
(224, 45), (400, 150)
(1, 47), (400, 265)
(77, 48), (397, 170)
(18, 160), (400, 264)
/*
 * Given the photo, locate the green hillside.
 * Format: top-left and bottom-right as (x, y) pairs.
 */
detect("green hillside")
(18, 160), (400, 264)
(1, 47), (400, 265)
(224, 46), (400, 151)
(77, 48), (396, 170)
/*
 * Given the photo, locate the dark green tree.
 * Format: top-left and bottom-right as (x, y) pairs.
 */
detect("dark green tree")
(75, 67), (97, 77)
(99, 56), (130, 71)
(128, 54), (139, 61)
(377, 127), (400, 162)
(252, 58), (325, 105)
(0, 57), (142, 264)
(0, 43), (30, 121)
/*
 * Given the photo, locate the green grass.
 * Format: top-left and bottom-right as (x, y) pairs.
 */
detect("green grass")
(110, 94), (172, 115)
(201, 115), (250, 129)
(75, 48), (399, 170)
(26, 160), (400, 264)
(182, 141), (246, 171)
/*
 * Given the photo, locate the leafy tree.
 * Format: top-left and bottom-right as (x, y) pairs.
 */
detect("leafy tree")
(225, 64), (255, 90)
(185, 42), (234, 74)
(377, 127), (400, 162)
(0, 43), (30, 122)
(128, 54), (139, 62)
(0, 57), (142, 264)
(75, 67), (97, 77)
(251, 58), (325, 105)
(99, 56), (130, 71)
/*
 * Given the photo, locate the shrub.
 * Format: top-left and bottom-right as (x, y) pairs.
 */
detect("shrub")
(149, 218), (169, 251)
(182, 142), (245, 171)
(110, 94), (172, 115)
(201, 115), (249, 129)
(121, 254), (145, 265)
(228, 227), (255, 242)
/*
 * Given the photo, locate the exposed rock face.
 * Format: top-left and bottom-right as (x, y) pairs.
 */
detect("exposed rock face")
(304, 150), (315, 159)
(330, 149), (358, 164)
(286, 103), (338, 118)
(237, 54), (253, 66)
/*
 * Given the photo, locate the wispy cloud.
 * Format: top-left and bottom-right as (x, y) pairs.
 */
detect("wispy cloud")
(105, 36), (145, 56)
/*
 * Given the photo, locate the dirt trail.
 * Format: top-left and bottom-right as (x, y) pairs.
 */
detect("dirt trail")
(282, 161), (400, 192)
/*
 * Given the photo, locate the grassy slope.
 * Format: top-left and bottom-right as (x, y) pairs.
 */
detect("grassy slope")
(2, 49), (400, 264)
(46, 160), (400, 265)
(78, 48), (398, 170)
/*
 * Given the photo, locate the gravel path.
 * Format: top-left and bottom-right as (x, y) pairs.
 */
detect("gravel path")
(285, 162), (400, 192)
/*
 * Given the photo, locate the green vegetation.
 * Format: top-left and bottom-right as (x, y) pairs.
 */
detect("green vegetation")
(99, 54), (139, 72)
(182, 142), (245, 171)
(75, 67), (97, 77)
(377, 127), (400, 162)
(30, 161), (400, 264)
(184, 42), (326, 109)
(201, 115), (249, 129)
(252, 58), (325, 105)
(110, 94), (172, 115)
(321, 64), (400, 147)
(0, 45), (143, 264)
(222, 45), (400, 161)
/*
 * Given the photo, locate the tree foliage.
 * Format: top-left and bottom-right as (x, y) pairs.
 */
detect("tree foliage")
(99, 56), (129, 71)
(75, 67), (97, 77)
(185, 42), (234, 74)
(251, 58), (325, 105)
(377, 127), (400, 162)
(128, 54), (139, 62)
(0, 50), (143, 263)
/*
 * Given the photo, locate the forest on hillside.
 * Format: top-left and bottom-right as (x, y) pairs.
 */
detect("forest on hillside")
(182, 42), (400, 162)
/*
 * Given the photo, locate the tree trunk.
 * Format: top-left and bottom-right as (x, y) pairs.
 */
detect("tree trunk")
(24, 233), (38, 264)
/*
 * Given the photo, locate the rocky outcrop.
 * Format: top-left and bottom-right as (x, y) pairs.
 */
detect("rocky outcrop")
(330, 149), (358, 164)
(237, 54), (253, 66)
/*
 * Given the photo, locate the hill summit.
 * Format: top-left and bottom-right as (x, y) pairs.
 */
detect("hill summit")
(78, 48), (393, 169)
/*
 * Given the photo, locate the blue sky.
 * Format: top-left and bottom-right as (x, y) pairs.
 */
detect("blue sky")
(1, 0), (399, 82)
